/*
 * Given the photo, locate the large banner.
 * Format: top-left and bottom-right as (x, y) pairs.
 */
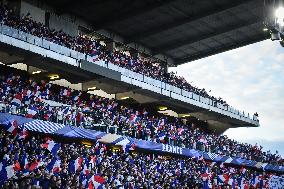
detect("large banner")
(0, 113), (284, 174)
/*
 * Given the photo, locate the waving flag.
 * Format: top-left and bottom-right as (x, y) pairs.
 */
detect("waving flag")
(69, 157), (83, 173)
(11, 94), (22, 107)
(13, 161), (21, 171)
(21, 154), (29, 171)
(89, 156), (97, 169)
(41, 140), (60, 155)
(89, 175), (106, 189)
(46, 157), (61, 173)
(218, 174), (230, 184)
(158, 132), (166, 143)
(29, 160), (44, 171)
(83, 164), (90, 176)
(26, 106), (38, 118)
(3, 120), (18, 136)
(3, 164), (15, 180)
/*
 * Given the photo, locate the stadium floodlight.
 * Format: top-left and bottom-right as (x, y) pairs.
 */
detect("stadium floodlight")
(275, 7), (284, 26)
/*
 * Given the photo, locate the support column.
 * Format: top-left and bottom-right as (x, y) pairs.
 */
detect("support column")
(105, 41), (116, 52)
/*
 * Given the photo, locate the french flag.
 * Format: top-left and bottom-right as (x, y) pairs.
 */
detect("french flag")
(41, 140), (60, 155)
(158, 132), (166, 143)
(28, 160), (44, 171)
(88, 175), (105, 189)
(46, 157), (61, 173)
(26, 106), (38, 118)
(89, 156), (97, 169)
(4, 120), (18, 136)
(1, 164), (16, 180)
(69, 157), (83, 173)
(83, 164), (90, 176)
(21, 154), (29, 170)
(11, 94), (22, 107)
(218, 174), (230, 184)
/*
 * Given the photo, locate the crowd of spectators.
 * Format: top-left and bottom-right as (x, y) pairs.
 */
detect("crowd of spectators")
(0, 72), (282, 166)
(0, 128), (280, 189)
(0, 5), (228, 105)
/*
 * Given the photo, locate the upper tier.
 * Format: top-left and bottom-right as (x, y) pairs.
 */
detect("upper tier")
(0, 24), (259, 129)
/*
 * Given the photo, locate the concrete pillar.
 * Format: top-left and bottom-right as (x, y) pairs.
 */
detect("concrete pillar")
(105, 41), (115, 52)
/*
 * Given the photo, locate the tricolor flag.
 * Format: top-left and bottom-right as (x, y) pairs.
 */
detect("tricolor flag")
(46, 157), (61, 173)
(69, 157), (83, 173)
(158, 132), (166, 143)
(1, 164), (16, 180)
(41, 139), (60, 155)
(89, 156), (97, 169)
(88, 175), (106, 189)
(4, 120), (18, 136)
(83, 164), (90, 176)
(218, 174), (230, 184)
(28, 160), (44, 171)
(13, 161), (21, 171)
(26, 106), (38, 118)
(11, 94), (22, 107)
(20, 154), (29, 171)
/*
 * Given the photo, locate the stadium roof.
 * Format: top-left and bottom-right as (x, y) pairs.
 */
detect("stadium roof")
(43, 0), (269, 65)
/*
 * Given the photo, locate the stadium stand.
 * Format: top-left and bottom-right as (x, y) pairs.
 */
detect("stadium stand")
(0, 2), (283, 189)
(0, 68), (282, 167)
(0, 127), (282, 189)
(0, 5), (228, 106)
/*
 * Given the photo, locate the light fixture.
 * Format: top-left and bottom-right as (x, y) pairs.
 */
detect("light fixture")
(275, 7), (284, 26)
(158, 106), (168, 111)
(32, 71), (41, 75)
(181, 114), (191, 118)
(263, 27), (269, 32)
(49, 74), (59, 80)
(120, 96), (130, 100)
(88, 87), (97, 91)
(271, 31), (281, 41)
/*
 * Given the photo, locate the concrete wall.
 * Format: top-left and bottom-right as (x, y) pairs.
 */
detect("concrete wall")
(49, 13), (78, 36)
(20, 0), (45, 24)
(50, 79), (82, 91)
